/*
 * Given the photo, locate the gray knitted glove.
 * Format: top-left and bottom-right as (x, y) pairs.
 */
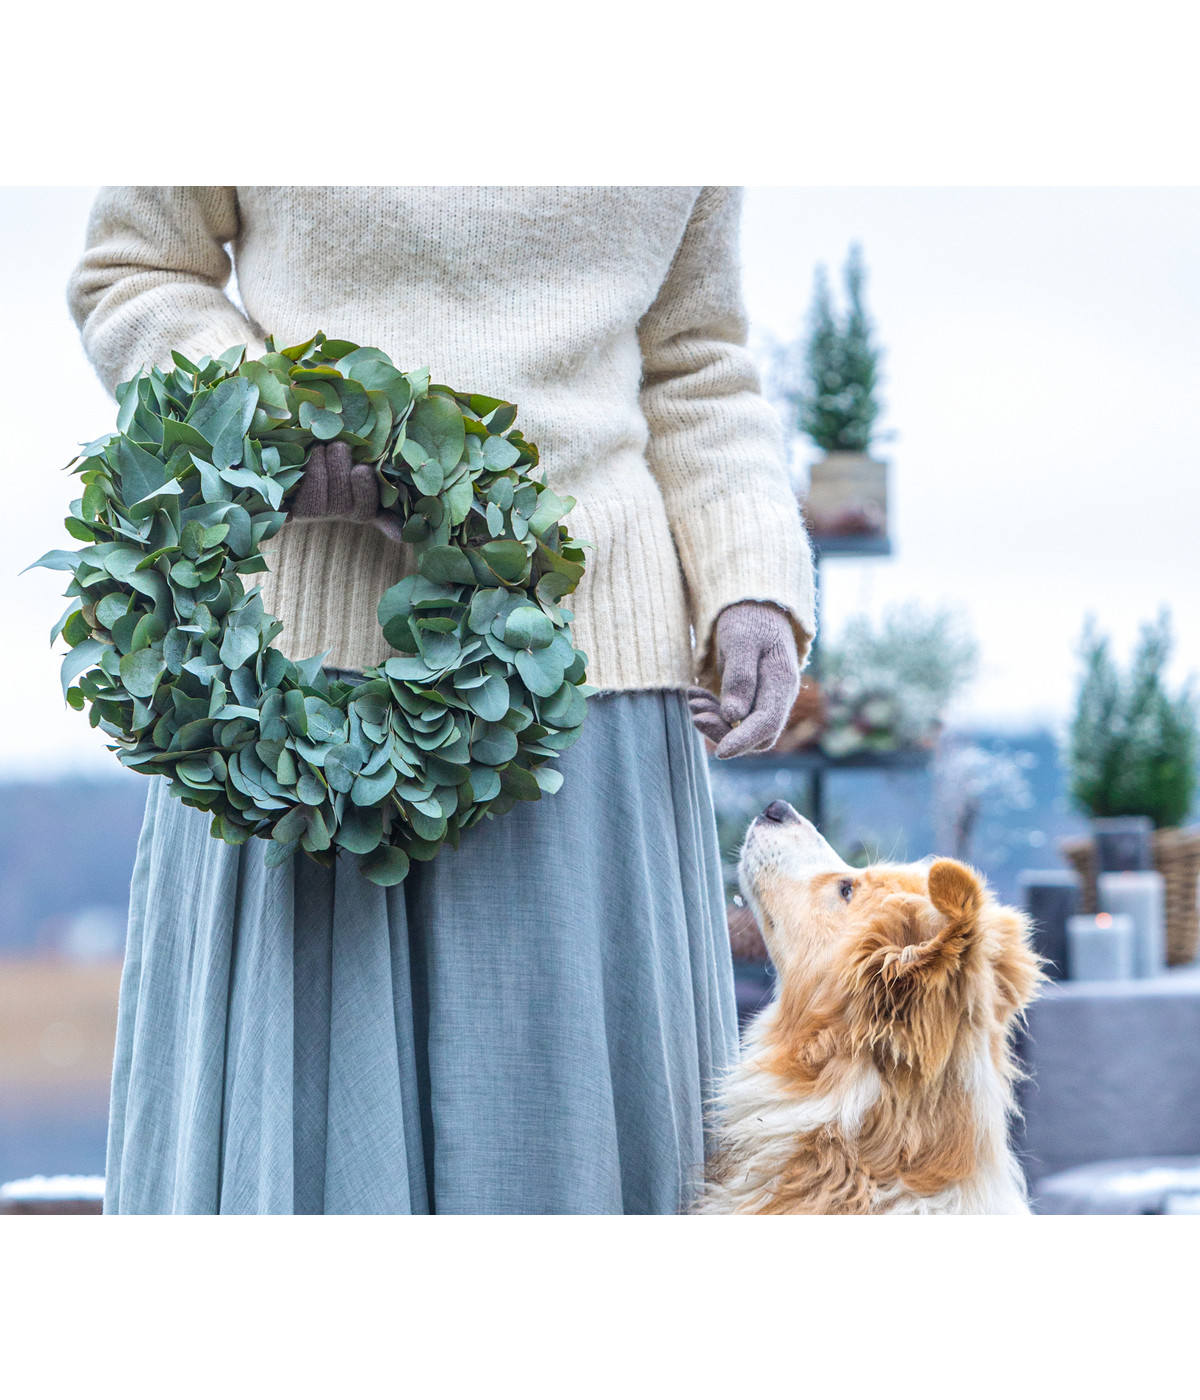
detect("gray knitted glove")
(687, 601), (801, 759)
(289, 441), (403, 543)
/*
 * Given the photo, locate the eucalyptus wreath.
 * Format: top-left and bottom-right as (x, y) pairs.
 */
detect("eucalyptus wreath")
(32, 333), (592, 885)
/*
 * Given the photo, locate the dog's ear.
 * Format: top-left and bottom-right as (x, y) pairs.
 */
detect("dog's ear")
(927, 859), (983, 927)
(843, 862), (984, 1070)
(879, 860), (983, 981)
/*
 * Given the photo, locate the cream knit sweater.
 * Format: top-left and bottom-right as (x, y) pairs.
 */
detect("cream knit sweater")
(68, 187), (815, 693)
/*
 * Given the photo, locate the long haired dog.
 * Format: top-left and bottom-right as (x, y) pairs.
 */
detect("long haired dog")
(699, 801), (1044, 1214)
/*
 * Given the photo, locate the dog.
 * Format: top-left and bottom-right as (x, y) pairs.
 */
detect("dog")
(697, 801), (1044, 1214)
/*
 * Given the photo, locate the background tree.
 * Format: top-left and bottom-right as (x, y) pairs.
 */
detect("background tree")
(1068, 610), (1198, 829)
(766, 243), (886, 453)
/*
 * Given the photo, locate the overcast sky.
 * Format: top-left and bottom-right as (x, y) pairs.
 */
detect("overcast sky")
(4, 186), (1198, 777)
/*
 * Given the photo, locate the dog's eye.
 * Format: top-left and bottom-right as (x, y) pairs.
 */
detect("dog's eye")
(839, 878), (855, 902)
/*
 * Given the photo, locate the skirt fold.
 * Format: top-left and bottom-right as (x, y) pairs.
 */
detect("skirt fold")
(322, 878), (417, 1215)
(218, 848), (297, 1214)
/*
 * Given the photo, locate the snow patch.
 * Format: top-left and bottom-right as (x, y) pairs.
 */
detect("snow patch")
(0, 1174), (105, 1201)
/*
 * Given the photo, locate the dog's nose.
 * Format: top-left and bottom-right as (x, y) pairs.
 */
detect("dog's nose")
(762, 800), (799, 824)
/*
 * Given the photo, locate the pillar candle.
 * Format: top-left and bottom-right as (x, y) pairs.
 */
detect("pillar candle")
(1019, 870), (1081, 980)
(1098, 870), (1166, 978)
(1066, 912), (1135, 981)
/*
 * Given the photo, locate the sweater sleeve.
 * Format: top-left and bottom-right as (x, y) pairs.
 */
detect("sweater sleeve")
(67, 186), (267, 394)
(637, 185), (816, 691)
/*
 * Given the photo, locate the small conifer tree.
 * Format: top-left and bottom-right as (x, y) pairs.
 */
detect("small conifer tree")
(1069, 611), (1198, 829)
(768, 243), (885, 453)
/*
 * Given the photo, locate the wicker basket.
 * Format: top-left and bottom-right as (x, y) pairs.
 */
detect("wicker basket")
(1061, 826), (1200, 966)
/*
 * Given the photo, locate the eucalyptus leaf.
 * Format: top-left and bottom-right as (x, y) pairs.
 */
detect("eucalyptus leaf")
(469, 766), (502, 803)
(220, 626), (259, 670)
(470, 722), (519, 766)
(336, 804), (385, 854)
(515, 647), (566, 698)
(478, 541), (529, 584)
(119, 647), (164, 699)
(467, 671), (510, 722)
(95, 591), (130, 630)
(352, 766), (397, 806)
(534, 766), (564, 795)
(504, 606), (555, 651)
(361, 844), (411, 886)
(482, 435), (521, 470)
(60, 638), (106, 698)
(115, 436), (168, 507)
(189, 377), (259, 469)
(500, 763), (542, 802)
(409, 394), (466, 471)
(419, 545), (476, 587)
(26, 549), (83, 574)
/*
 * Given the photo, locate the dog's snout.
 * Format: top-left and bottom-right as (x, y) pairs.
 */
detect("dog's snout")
(762, 800), (799, 825)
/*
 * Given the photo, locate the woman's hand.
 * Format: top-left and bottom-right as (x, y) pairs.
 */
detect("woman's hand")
(289, 441), (403, 542)
(687, 601), (800, 758)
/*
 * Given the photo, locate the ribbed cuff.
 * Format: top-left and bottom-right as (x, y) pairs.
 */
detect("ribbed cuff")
(675, 493), (816, 693)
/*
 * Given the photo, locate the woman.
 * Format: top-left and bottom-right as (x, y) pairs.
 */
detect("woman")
(68, 186), (815, 1214)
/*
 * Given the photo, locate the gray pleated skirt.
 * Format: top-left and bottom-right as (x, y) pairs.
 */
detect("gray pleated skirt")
(104, 689), (737, 1215)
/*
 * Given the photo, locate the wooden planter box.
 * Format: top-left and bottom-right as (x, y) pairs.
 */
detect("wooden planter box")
(803, 451), (888, 542)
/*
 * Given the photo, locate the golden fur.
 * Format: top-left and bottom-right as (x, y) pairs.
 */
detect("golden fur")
(697, 806), (1044, 1214)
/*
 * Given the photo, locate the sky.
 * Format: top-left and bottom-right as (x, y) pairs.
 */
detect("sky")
(3, 185), (1199, 777)
(740, 187), (1200, 734)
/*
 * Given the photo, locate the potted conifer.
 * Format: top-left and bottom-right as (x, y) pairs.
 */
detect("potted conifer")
(1062, 612), (1200, 964)
(771, 244), (889, 541)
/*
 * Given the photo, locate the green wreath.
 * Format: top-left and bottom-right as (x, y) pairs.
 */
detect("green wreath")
(32, 333), (593, 885)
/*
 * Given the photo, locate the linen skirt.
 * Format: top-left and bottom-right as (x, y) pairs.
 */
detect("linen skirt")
(103, 689), (738, 1214)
